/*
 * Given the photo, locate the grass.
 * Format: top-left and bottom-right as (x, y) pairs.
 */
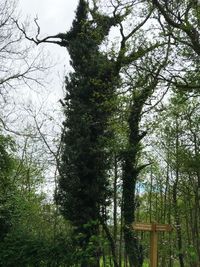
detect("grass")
(100, 258), (150, 266)
(142, 261), (149, 267)
(100, 258), (180, 267)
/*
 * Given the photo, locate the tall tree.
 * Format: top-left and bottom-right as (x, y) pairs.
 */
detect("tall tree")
(16, 1), (168, 265)
(121, 46), (169, 266)
(56, 2), (120, 266)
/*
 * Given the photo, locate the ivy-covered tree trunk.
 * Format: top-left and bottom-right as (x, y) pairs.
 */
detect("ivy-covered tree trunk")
(122, 72), (163, 266)
(122, 99), (145, 267)
(56, 1), (119, 265)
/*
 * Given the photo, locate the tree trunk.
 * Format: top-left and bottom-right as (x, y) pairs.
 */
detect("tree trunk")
(113, 154), (118, 249)
(122, 82), (156, 266)
(122, 101), (145, 267)
(119, 196), (123, 267)
(123, 157), (143, 267)
(173, 118), (185, 267)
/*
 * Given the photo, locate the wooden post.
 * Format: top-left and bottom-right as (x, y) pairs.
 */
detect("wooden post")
(132, 223), (173, 267)
(150, 224), (158, 267)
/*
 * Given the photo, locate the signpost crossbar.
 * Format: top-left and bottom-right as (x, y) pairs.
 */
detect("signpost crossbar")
(133, 223), (172, 232)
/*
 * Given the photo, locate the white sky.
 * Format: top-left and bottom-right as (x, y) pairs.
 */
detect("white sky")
(18, 0), (79, 104)
(19, 0), (79, 35)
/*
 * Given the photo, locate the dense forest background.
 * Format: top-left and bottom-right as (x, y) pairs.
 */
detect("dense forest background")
(0, 0), (199, 266)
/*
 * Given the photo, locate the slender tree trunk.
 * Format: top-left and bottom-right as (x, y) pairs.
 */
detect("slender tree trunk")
(193, 134), (200, 265)
(113, 154), (118, 252)
(122, 81), (158, 266)
(173, 118), (185, 267)
(122, 102), (145, 267)
(123, 157), (143, 267)
(119, 196), (123, 267)
(100, 219), (119, 267)
(149, 166), (153, 222)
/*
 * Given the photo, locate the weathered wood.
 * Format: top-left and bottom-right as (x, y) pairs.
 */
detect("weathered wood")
(132, 223), (152, 231)
(150, 228), (158, 267)
(132, 222), (173, 267)
(132, 223), (173, 232)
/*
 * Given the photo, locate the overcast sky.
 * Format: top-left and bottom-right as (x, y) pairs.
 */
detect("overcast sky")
(19, 0), (79, 35)
(17, 0), (79, 106)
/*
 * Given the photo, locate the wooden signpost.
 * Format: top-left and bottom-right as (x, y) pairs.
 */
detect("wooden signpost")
(132, 223), (173, 267)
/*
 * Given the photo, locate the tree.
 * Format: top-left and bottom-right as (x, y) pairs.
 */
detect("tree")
(120, 39), (170, 266)
(56, 2), (120, 266)
(15, 1), (170, 266)
(55, 2), (168, 266)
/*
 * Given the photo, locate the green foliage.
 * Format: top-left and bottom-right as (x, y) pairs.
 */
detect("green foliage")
(56, 2), (121, 264)
(0, 134), (16, 240)
(0, 130), (75, 266)
(0, 135), (15, 174)
(0, 229), (75, 267)
(139, 91), (200, 266)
